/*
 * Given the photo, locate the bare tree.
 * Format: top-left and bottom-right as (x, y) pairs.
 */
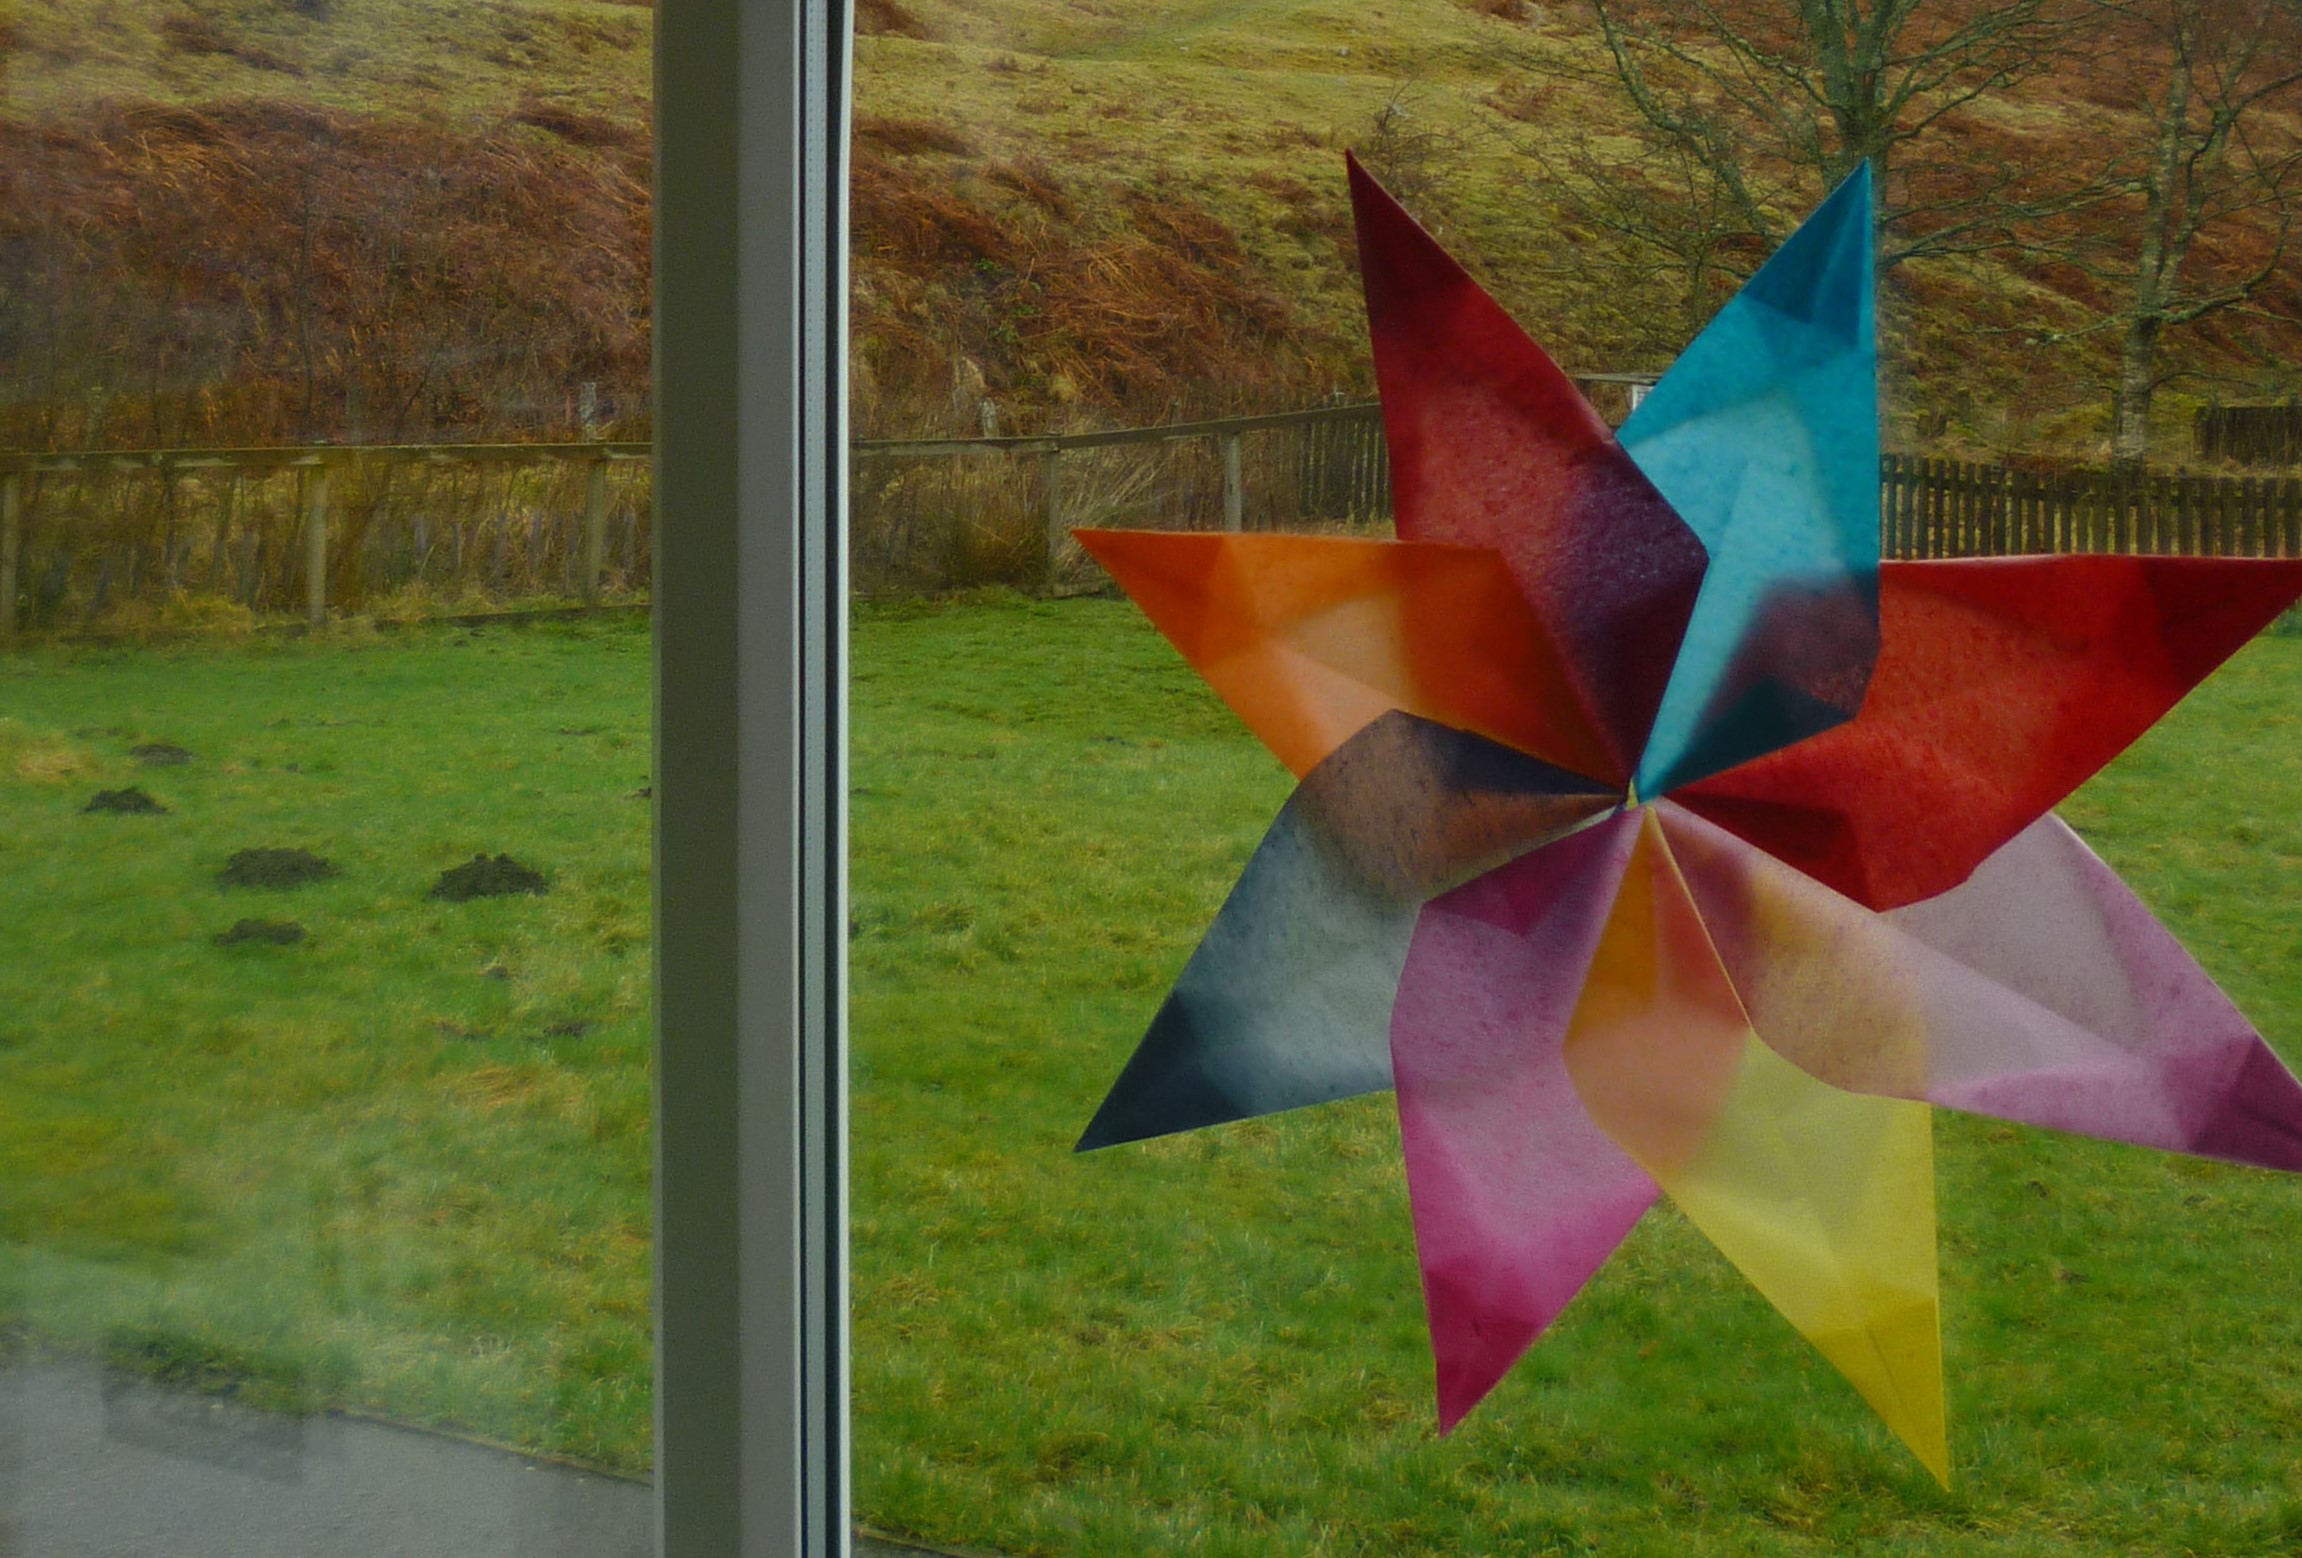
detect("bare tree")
(1358, 84), (1471, 241)
(2036, 0), (2302, 462)
(1510, 0), (2107, 350)
(1504, 86), (1772, 359)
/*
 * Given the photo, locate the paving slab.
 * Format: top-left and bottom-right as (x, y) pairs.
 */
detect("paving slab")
(0, 1362), (951, 1557)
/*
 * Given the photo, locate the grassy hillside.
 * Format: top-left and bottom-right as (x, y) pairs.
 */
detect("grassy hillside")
(0, 0), (651, 449)
(1, 0), (2296, 457)
(844, 0), (2302, 452)
(1, 0), (650, 124)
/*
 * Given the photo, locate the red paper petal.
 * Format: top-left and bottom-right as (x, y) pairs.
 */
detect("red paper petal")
(1676, 556), (2302, 909)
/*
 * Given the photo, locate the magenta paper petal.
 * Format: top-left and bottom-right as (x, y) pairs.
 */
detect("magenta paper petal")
(1656, 803), (2302, 1168)
(1391, 810), (1656, 1432)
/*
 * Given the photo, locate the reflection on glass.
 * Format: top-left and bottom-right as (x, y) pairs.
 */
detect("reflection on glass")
(1, 3), (655, 1550)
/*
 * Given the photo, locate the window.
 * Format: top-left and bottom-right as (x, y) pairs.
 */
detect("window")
(0, 0), (853, 1552)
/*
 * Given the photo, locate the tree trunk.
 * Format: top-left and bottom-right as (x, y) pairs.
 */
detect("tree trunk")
(2111, 314), (2164, 466)
(2110, 41), (2190, 469)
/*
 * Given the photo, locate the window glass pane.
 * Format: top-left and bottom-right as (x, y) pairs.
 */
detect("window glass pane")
(2, 5), (655, 1550)
(848, 6), (2302, 1552)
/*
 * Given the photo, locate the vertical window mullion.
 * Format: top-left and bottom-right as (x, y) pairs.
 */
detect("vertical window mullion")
(654, 0), (850, 1551)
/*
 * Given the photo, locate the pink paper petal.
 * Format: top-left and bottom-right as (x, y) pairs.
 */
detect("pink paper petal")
(1391, 811), (1656, 1432)
(1889, 815), (2302, 1169)
(1656, 802), (2302, 1168)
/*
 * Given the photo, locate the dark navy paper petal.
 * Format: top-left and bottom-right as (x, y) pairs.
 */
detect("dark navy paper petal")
(1624, 164), (1880, 798)
(1076, 712), (1618, 1151)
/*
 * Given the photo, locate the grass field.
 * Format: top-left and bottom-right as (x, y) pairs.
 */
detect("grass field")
(0, 615), (656, 1464)
(5, 598), (2302, 1552)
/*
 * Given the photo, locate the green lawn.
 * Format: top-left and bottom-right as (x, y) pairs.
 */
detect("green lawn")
(0, 616), (655, 1465)
(5, 598), (2302, 1552)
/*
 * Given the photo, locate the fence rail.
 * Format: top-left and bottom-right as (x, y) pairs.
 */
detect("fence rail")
(851, 403), (1391, 588)
(3, 416), (2300, 642)
(0, 442), (652, 473)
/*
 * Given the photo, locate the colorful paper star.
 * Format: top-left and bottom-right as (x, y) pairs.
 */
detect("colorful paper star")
(1073, 156), (2302, 1482)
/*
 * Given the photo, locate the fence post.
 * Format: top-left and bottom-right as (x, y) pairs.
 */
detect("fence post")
(303, 462), (331, 627)
(147, 467), (171, 596)
(1875, 455), (1888, 557)
(0, 470), (21, 645)
(1042, 444), (1063, 588)
(207, 471), (236, 588)
(1220, 430), (1244, 532)
(583, 457), (610, 603)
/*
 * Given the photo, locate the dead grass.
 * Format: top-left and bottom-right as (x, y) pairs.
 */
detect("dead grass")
(508, 96), (643, 148)
(855, 114), (975, 156)
(855, 0), (931, 40)
(5, 0), (2299, 458)
(158, 11), (300, 73)
(849, 146), (1314, 429)
(0, 95), (649, 447)
(0, 717), (100, 783)
(984, 156), (1072, 215)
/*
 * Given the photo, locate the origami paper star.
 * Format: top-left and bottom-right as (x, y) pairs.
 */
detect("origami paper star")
(1072, 156), (2302, 1482)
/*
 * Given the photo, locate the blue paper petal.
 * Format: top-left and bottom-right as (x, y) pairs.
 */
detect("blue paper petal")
(1623, 165), (1881, 798)
(1076, 712), (1616, 1151)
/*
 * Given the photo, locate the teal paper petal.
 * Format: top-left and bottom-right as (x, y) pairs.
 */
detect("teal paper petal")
(1624, 165), (1881, 798)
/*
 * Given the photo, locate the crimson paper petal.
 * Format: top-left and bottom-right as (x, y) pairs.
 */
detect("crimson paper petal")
(1676, 556), (2302, 909)
(1348, 155), (1708, 784)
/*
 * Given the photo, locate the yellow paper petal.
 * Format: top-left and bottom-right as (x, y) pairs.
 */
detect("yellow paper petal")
(1564, 811), (1948, 1484)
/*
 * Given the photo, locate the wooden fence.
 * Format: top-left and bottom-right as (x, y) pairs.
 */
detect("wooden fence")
(6, 414), (2302, 640)
(850, 402), (1392, 592)
(2195, 403), (2302, 468)
(0, 441), (651, 640)
(1881, 454), (2302, 560)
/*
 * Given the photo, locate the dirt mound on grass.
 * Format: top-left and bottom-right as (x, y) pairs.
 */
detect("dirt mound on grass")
(218, 847), (339, 888)
(215, 919), (307, 946)
(430, 854), (549, 901)
(131, 742), (194, 765)
(84, 788), (167, 814)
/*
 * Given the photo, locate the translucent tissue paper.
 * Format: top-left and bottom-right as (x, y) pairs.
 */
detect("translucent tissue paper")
(1074, 154), (2302, 1482)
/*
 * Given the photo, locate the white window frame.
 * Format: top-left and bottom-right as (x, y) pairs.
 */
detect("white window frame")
(654, 0), (852, 1552)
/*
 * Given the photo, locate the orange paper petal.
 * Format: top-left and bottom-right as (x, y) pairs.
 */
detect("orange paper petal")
(1076, 529), (1619, 782)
